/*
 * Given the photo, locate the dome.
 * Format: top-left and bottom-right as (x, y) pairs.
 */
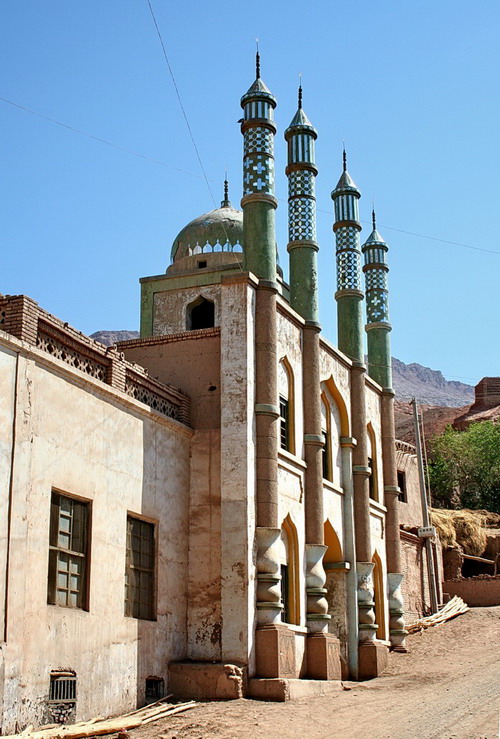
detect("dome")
(170, 204), (244, 263)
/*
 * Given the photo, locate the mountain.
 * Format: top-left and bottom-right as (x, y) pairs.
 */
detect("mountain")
(90, 330), (139, 346)
(391, 358), (474, 407)
(91, 331), (474, 408)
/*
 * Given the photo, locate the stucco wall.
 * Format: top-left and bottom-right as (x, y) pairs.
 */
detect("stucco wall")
(153, 284), (221, 335)
(0, 340), (191, 733)
(396, 450), (422, 527)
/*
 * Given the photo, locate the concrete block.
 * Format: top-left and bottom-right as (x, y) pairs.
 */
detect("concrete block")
(168, 662), (246, 701)
(248, 677), (343, 702)
(358, 641), (389, 680)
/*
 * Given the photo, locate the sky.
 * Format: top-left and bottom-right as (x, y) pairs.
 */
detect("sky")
(2, 0), (499, 386)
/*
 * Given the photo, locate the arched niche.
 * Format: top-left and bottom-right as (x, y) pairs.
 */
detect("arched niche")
(276, 514), (300, 625)
(372, 551), (387, 640)
(322, 376), (350, 437)
(186, 295), (215, 331)
(324, 520), (343, 564)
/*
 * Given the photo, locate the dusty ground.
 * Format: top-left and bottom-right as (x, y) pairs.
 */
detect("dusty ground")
(133, 606), (500, 739)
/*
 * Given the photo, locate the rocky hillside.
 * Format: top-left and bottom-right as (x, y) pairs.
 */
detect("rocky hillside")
(91, 331), (474, 408)
(392, 357), (473, 407)
(90, 330), (139, 346)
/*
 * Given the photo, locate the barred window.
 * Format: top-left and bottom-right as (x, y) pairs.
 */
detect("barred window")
(125, 516), (156, 620)
(48, 492), (89, 609)
(279, 396), (290, 451)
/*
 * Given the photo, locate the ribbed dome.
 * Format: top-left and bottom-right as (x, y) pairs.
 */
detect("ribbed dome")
(170, 205), (244, 263)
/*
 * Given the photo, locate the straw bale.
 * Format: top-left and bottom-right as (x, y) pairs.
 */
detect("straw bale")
(430, 509), (488, 556)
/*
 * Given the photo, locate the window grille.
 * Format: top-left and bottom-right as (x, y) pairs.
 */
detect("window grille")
(48, 493), (89, 609)
(279, 396), (289, 451)
(125, 516), (156, 621)
(49, 674), (77, 703)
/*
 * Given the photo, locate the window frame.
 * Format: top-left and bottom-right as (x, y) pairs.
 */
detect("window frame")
(47, 490), (91, 611)
(397, 470), (407, 503)
(125, 513), (157, 621)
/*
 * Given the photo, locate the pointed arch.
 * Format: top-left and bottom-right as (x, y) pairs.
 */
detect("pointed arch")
(324, 520), (343, 564)
(278, 357), (295, 455)
(367, 422), (379, 502)
(372, 551), (387, 640)
(322, 376), (350, 437)
(186, 295), (215, 331)
(278, 514), (300, 625)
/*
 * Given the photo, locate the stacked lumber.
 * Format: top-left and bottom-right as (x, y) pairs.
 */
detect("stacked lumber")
(406, 595), (469, 635)
(4, 698), (196, 739)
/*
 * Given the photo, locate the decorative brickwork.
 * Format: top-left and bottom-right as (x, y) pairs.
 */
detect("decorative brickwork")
(0, 294), (190, 425)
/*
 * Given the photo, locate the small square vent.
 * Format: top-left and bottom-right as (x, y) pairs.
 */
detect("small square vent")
(49, 672), (77, 703)
(145, 676), (164, 703)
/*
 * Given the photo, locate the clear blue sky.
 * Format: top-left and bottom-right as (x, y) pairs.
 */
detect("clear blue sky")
(2, 1), (499, 385)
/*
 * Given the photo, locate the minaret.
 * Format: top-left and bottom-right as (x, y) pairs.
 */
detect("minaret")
(285, 85), (336, 665)
(241, 52), (284, 671)
(240, 50), (277, 282)
(362, 210), (391, 387)
(284, 83), (319, 323)
(331, 152), (364, 362)
(363, 210), (407, 652)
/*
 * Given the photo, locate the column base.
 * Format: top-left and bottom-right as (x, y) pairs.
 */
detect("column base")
(255, 624), (297, 678)
(358, 641), (388, 680)
(307, 632), (342, 680)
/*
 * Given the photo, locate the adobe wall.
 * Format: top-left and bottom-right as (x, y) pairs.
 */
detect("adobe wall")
(396, 448), (422, 528)
(0, 336), (191, 733)
(443, 577), (500, 607)
(400, 531), (443, 621)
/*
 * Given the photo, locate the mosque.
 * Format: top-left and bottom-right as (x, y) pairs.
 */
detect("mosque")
(0, 54), (427, 730)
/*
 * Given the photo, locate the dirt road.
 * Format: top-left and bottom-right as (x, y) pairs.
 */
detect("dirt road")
(133, 606), (500, 739)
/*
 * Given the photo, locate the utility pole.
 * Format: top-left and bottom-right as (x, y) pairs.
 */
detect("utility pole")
(411, 398), (439, 613)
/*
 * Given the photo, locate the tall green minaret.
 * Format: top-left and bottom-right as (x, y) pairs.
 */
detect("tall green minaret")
(362, 210), (392, 388)
(240, 51), (277, 283)
(284, 83), (319, 323)
(331, 152), (364, 362)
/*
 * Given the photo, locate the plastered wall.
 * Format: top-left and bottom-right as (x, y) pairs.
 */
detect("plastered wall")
(0, 340), (191, 733)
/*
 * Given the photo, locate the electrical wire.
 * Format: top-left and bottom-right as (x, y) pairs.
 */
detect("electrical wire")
(2, 92), (499, 258)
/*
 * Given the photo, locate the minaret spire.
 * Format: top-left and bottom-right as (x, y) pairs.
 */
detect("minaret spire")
(362, 212), (392, 387)
(331, 151), (364, 361)
(256, 39), (260, 79)
(298, 76), (302, 109)
(240, 46), (277, 280)
(372, 205), (376, 230)
(285, 79), (319, 323)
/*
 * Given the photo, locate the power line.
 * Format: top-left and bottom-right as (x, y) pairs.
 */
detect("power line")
(0, 95), (200, 179)
(2, 94), (499, 258)
(145, 0), (217, 209)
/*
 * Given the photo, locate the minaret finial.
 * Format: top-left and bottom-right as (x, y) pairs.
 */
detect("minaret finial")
(298, 74), (302, 109)
(372, 200), (376, 230)
(342, 145), (347, 172)
(256, 38), (260, 79)
(221, 172), (231, 208)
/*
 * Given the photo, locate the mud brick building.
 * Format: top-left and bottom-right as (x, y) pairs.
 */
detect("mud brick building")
(0, 56), (433, 731)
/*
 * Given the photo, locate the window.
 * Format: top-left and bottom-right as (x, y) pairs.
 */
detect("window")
(397, 470), (407, 503)
(278, 358), (295, 454)
(368, 457), (375, 500)
(48, 492), (89, 609)
(279, 395), (290, 451)
(49, 672), (76, 703)
(145, 677), (164, 703)
(321, 395), (332, 481)
(186, 296), (215, 330)
(125, 516), (156, 620)
(280, 564), (290, 623)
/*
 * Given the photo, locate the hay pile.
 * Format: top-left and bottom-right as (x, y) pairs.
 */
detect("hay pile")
(430, 509), (492, 556)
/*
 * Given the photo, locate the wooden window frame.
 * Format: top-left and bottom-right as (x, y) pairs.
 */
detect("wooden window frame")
(48, 491), (90, 611)
(125, 514), (157, 621)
